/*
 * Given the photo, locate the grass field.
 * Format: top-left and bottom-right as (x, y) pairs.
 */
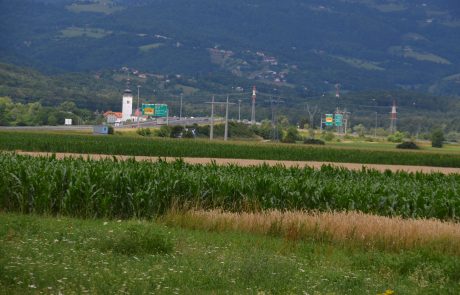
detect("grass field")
(2, 131), (460, 167)
(1, 213), (459, 294)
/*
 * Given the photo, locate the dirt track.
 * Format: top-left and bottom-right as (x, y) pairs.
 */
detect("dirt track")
(12, 151), (460, 175)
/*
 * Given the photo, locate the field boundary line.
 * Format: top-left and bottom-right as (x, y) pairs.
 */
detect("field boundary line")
(11, 151), (460, 175)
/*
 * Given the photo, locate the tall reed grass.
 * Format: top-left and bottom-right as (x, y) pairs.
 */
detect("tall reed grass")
(163, 210), (460, 255)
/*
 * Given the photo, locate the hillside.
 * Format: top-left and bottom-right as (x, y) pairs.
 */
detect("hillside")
(1, 63), (459, 133)
(2, 0), (460, 96)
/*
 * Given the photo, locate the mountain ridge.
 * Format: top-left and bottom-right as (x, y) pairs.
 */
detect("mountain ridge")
(1, 0), (460, 96)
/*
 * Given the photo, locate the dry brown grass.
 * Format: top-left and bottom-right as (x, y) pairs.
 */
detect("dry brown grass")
(163, 210), (460, 255)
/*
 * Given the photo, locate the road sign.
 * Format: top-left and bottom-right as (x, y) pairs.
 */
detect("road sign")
(142, 104), (169, 117)
(334, 114), (343, 127)
(325, 114), (334, 126)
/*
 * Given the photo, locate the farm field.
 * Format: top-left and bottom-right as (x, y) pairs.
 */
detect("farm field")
(1, 147), (460, 294)
(1, 153), (459, 220)
(1, 213), (459, 294)
(2, 131), (460, 167)
(14, 151), (460, 175)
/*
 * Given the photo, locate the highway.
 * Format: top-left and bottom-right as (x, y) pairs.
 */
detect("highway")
(0, 117), (221, 131)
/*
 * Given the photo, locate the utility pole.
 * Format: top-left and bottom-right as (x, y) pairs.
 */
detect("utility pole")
(270, 96), (275, 140)
(374, 112), (378, 138)
(238, 99), (242, 122)
(224, 95), (229, 141)
(306, 103), (318, 129)
(137, 85), (141, 128)
(251, 86), (256, 125)
(179, 93), (183, 121)
(205, 95), (234, 141)
(210, 96), (215, 140)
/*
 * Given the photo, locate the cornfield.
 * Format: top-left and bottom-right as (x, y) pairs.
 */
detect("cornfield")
(1, 131), (460, 167)
(1, 153), (459, 220)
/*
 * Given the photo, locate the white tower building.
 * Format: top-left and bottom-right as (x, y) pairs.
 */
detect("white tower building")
(122, 88), (133, 122)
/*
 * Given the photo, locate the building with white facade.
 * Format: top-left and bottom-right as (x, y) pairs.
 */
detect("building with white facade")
(122, 88), (133, 121)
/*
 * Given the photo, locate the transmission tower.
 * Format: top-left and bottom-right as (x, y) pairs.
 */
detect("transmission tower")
(390, 100), (397, 134)
(251, 86), (257, 125)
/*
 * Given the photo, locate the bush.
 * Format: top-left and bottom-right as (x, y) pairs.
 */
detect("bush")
(183, 128), (195, 138)
(396, 141), (419, 150)
(136, 128), (152, 137)
(107, 125), (114, 135)
(281, 127), (300, 143)
(446, 131), (460, 143)
(303, 138), (325, 145)
(170, 126), (184, 138)
(321, 131), (335, 142)
(156, 125), (171, 137)
(387, 131), (404, 143)
(431, 129), (445, 148)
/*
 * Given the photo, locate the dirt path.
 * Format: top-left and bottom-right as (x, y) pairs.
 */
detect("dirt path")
(12, 151), (460, 175)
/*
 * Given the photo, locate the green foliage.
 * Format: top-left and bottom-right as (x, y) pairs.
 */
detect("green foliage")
(252, 120), (272, 140)
(281, 127), (300, 143)
(1, 154), (459, 220)
(183, 128), (195, 138)
(136, 128), (152, 137)
(0, 96), (96, 126)
(446, 132), (460, 143)
(432, 129), (445, 148)
(321, 131), (335, 142)
(353, 124), (367, 137)
(157, 125), (171, 137)
(211, 122), (256, 139)
(304, 138), (325, 145)
(387, 131), (405, 143)
(396, 142), (419, 150)
(107, 125), (114, 135)
(170, 126), (185, 138)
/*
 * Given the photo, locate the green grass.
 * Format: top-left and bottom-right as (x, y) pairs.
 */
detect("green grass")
(1, 153), (459, 220)
(1, 213), (459, 294)
(2, 131), (460, 167)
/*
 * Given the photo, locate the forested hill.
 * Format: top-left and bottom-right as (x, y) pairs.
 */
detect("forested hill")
(2, 0), (460, 96)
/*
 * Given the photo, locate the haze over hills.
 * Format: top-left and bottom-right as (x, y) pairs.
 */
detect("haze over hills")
(2, 0), (460, 96)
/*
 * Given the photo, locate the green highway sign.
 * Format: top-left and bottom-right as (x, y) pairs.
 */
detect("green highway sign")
(141, 104), (169, 117)
(334, 114), (343, 127)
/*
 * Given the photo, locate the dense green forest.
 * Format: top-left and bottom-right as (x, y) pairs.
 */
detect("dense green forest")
(2, 0), (460, 95)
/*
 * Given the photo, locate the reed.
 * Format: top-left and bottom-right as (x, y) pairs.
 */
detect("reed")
(163, 210), (460, 255)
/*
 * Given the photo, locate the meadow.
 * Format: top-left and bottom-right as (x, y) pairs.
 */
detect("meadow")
(1, 213), (459, 294)
(2, 131), (460, 167)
